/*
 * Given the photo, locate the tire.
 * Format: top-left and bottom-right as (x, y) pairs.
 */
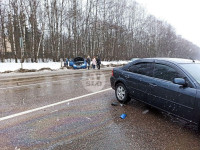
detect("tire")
(115, 83), (131, 104)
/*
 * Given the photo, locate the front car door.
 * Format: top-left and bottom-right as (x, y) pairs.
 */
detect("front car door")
(149, 62), (196, 121)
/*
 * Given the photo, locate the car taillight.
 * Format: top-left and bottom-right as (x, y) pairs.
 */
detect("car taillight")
(112, 69), (114, 76)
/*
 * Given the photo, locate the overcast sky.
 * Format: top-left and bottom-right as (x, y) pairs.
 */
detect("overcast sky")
(135, 0), (200, 47)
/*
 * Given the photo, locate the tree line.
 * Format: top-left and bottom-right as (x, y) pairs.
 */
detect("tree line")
(0, 0), (199, 62)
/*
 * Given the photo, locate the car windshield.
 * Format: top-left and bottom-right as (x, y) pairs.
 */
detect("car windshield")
(181, 63), (200, 84)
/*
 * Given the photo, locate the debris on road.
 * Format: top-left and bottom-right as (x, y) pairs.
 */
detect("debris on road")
(142, 109), (149, 114)
(120, 114), (127, 119)
(15, 147), (20, 150)
(51, 110), (58, 113)
(120, 104), (124, 107)
(111, 102), (118, 106)
(86, 117), (92, 120)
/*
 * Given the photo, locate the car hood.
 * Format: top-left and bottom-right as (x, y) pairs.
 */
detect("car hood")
(74, 57), (84, 62)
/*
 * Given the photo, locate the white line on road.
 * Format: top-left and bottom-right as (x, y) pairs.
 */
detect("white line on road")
(0, 88), (112, 122)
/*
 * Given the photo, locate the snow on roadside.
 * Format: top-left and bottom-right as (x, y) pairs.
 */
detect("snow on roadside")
(0, 63), (61, 73)
(0, 61), (129, 73)
(101, 61), (129, 66)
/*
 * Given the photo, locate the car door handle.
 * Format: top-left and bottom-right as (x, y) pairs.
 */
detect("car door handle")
(149, 83), (157, 87)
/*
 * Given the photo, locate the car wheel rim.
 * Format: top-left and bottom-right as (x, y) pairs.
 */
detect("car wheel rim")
(117, 86), (125, 101)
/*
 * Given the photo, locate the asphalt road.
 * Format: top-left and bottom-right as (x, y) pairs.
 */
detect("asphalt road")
(1, 68), (200, 150)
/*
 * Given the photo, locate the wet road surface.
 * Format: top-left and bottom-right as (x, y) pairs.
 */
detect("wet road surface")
(1, 68), (200, 150)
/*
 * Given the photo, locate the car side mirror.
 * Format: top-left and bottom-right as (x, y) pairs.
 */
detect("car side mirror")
(173, 78), (187, 87)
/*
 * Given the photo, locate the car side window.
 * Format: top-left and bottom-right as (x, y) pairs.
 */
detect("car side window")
(128, 63), (153, 77)
(154, 64), (181, 82)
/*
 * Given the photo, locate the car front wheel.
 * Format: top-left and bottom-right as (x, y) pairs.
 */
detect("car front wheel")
(115, 83), (131, 104)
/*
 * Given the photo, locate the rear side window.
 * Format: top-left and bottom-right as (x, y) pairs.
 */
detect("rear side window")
(128, 63), (153, 77)
(154, 64), (181, 82)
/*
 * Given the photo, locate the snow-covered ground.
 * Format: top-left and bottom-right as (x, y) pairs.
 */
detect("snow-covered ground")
(0, 63), (61, 72)
(101, 61), (129, 66)
(0, 61), (129, 73)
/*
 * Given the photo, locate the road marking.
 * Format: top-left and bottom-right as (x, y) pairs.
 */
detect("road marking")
(0, 73), (111, 90)
(0, 88), (112, 122)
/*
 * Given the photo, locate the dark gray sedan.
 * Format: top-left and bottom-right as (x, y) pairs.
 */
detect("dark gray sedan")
(110, 58), (200, 130)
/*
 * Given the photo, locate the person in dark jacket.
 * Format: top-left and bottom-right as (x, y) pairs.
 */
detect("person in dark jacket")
(96, 56), (101, 70)
(86, 56), (91, 70)
(64, 58), (68, 67)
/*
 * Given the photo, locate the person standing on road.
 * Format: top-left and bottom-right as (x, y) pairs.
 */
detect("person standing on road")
(92, 56), (97, 69)
(96, 56), (101, 70)
(86, 56), (91, 70)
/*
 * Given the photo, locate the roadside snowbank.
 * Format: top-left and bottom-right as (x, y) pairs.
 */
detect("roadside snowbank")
(0, 63), (61, 72)
(0, 61), (129, 73)
(101, 61), (129, 66)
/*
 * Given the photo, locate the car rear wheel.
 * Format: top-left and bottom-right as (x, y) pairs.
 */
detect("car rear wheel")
(115, 83), (131, 104)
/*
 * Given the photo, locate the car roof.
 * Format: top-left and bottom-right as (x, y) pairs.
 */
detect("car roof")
(136, 58), (200, 64)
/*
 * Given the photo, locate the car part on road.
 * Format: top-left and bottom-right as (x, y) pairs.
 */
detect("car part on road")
(120, 113), (127, 119)
(111, 102), (118, 106)
(142, 110), (149, 114)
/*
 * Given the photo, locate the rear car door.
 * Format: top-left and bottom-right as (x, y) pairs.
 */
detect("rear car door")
(150, 63), (196, 121)
(124, 62), (154, 103)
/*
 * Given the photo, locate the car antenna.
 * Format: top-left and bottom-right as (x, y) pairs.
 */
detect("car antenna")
(189, 57), (195, 63)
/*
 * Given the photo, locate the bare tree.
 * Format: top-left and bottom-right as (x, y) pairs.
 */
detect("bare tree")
(1, 0), (199, 62)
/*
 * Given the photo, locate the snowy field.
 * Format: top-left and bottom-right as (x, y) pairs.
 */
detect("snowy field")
(0, 60), (129, 73)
